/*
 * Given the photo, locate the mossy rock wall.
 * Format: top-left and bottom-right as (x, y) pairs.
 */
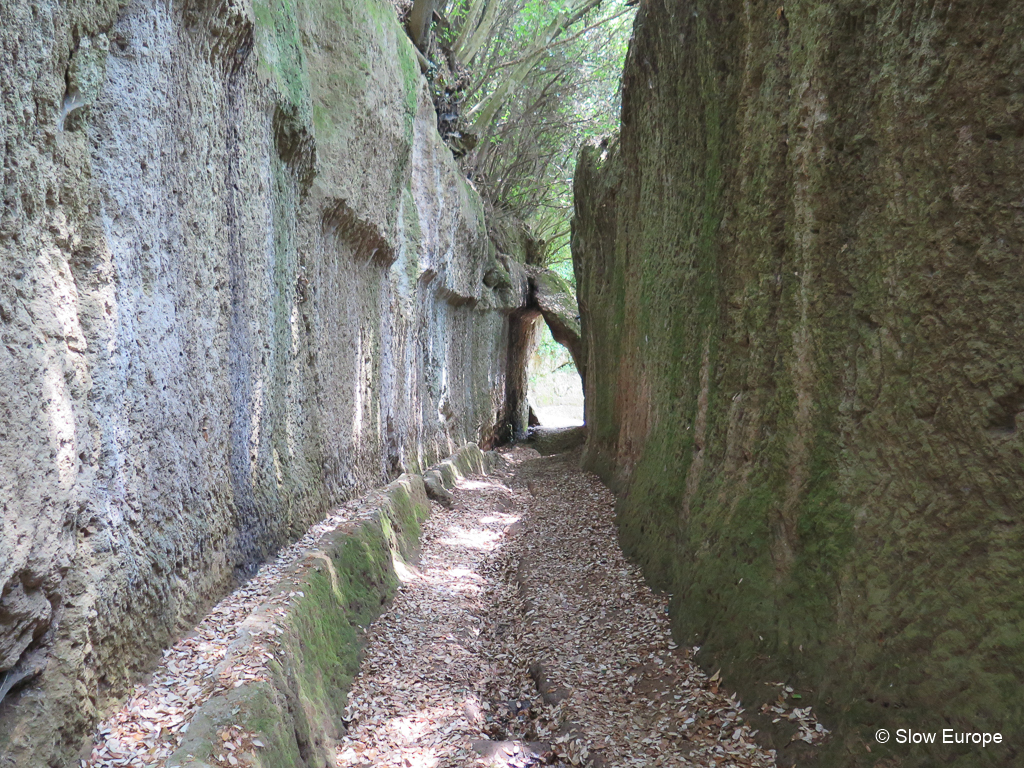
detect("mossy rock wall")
(165, 443), (492, 768)
(0, 0), (523, 763)
(572, 2), (1024, 765)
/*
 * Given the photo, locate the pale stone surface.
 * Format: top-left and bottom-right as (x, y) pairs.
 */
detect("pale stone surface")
(0, 0), (521, 762)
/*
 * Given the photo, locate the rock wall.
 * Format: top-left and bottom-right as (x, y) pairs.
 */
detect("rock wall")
(0, 0), (523, 762)
(573, 1), (1024, 765)
(164, 445), (494, 768)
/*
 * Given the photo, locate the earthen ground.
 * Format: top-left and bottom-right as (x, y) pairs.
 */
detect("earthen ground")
(337, 444), (804, 767)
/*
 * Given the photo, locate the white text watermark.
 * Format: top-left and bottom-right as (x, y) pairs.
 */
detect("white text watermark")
(875, 729), (1003, 748)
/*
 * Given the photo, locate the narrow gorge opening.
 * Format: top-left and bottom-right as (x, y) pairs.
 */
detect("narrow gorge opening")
(3, 1), (1022, 767)
(527, 320), (584, 429)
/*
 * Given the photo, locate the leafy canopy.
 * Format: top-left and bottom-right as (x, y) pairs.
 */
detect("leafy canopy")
(412, 0), (634, 272)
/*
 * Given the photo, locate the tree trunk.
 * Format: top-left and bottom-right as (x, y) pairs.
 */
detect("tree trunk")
(407, 0), (436, 51)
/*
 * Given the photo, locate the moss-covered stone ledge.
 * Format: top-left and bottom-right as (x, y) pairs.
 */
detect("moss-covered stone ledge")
(424, 443), (493, 491)
(166, 444), (494, 768)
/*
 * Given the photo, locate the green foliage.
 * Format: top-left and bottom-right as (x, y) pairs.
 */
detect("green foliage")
(547, 251), (576, 288)
(436, 0), (634, 266)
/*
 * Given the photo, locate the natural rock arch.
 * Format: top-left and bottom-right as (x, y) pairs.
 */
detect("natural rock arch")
(502, 267), (584, 441)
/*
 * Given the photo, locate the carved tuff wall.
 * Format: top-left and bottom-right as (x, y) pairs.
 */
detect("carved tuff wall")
(573, 1), (1024, 764)
(0, 0), (524, 762)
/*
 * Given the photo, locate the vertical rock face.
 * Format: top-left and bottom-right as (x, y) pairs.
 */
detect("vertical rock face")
(573, 1), (1024, 764)
(0, 0), (521, 762)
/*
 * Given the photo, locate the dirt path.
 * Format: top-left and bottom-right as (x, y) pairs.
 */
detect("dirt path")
(337, 446), (789, 768)
(83, 442), (822, 768)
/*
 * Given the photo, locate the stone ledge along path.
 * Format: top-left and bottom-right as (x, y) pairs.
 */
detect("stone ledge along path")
(84, 441), (827, 768)
(337, 445), (821, 768)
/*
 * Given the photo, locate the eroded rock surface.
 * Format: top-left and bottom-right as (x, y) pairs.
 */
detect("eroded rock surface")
(0, 0), (524, 762)
(573, 1), (1024, 765)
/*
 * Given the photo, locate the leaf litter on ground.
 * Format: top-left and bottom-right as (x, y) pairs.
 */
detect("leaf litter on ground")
(82, 443), (828, 768)
(338, 445), (828, 767)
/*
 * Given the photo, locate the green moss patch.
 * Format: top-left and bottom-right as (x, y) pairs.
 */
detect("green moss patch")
(167, 474), (431, 768)
(571, 1), (1024, 765)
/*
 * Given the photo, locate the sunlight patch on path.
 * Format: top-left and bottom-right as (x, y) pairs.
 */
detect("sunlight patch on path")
(337, 474), (526, 767)
(335, 446), (797, 768)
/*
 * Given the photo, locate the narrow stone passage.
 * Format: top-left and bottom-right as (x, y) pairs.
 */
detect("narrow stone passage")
(337, 445), (795, 768)
(79, 442), (825, 768)
(335, 459), (525, 767)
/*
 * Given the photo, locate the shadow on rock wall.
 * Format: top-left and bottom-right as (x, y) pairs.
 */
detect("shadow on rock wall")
(573, 1), (1024, 766)
(0, 0), (531, 763)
